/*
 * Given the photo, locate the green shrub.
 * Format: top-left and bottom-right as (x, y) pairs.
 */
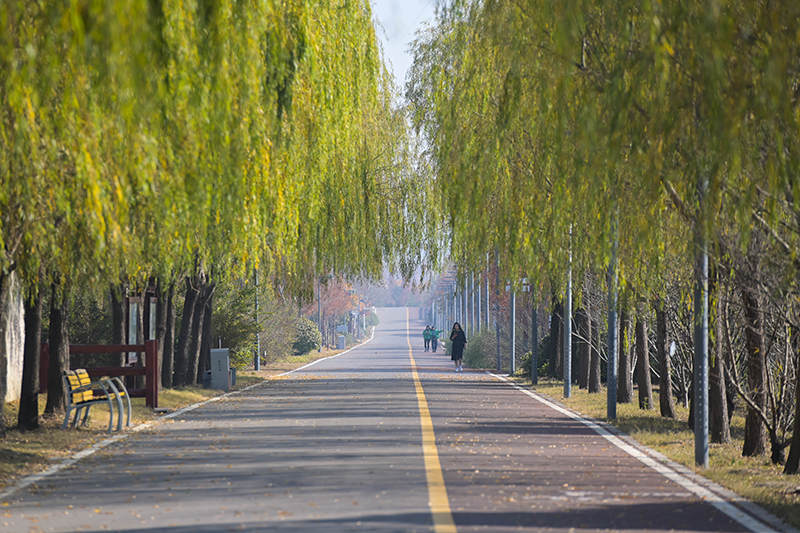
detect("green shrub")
(230, 340), (255, 370)
(463, 330), (498, 369)
(519, 334), (552, 377)
(520, 350), (532, 375)
(212, 280), (296, 365)
(293, 317), (322, 355)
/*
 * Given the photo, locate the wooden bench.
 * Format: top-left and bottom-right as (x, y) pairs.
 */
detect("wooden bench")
(42, 341), (160, 408)
(63, 369), (132, 433)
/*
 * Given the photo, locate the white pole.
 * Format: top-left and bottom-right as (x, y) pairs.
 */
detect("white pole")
(564, 226), (572, 398)
(510, 289), (516, 376)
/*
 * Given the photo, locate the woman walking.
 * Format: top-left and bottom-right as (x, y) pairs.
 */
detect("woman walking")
(449, 322), (467, 372)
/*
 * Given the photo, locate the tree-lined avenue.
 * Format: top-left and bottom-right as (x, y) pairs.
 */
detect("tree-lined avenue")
(0, 308), (780, 532)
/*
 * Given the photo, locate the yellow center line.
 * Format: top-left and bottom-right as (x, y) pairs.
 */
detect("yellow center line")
(407, 308), (457, 533)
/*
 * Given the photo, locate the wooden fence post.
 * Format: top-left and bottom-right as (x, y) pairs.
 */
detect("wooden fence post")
(145, 339), (159, 408)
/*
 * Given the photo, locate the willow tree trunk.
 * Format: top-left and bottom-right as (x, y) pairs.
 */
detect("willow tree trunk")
(44, 283), (70, 415)
(654, 302), (676, 418)
(589, 319), (601, 393)
(785, 326), (800, 473)
(110, 284), (127, 367)
(741, 286), (768, 457)
(635, 317), (654, 410)
(160, 281), (176, 389)
(786, 370), (800, 472)
(576, 307), (590, 389)
(618, 309), (633, 403)
(173, 278), (200, 387)
(709, 341), (731, 443)
(133, 292), (145, 389)
(195, 287), (215, 384)
(187, 287), (204, 385)
(549, 302), (562, 378)
(0, 274), (8, 435)
(19, 285), (42, 430)
(154, 280), (168, 389)
(710, 284), (730, 443)
(188, 283), (214, 385)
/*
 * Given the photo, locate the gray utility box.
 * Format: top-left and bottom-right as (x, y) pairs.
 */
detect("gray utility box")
(203, 367), (236, 389)
(337, 335), (346, 350)
(210, 348), (231, 391)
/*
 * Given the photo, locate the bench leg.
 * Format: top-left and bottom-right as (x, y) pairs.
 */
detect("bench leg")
(71, 407), (84, 429)
(116, 395), (123, 431)
(80, 406), (91, 427)
(105, 398), (115, 433)
(62, 408), (74, 430)
(107, 379), (125, 431)
(109, 377), (132, 428)
(124, 390), (132, 427)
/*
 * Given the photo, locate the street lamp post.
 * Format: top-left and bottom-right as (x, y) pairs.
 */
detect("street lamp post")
(531, 285), (538, 386)
(477, 274), (482, 334)
(495, 251), (501, 373)
(510, 286), (516, 376)
(255, 269), (261, 371)
(471, 272), (476, 336)
(317, 277), (322, 353)
(607, 213), (619, 419)
(464, 277), (469, 338)
(564, 226), (573, 399)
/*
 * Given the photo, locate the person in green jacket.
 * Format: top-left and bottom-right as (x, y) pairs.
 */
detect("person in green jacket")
(423, 325), (432, 352)
(431, 328), (443, 353)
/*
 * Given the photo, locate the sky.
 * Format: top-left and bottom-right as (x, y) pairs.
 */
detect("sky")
(370, 1), (439, 287)
(371, 0), (438, 91)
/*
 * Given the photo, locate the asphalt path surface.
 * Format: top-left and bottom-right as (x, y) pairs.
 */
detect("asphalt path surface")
(0, 307), (788, 532)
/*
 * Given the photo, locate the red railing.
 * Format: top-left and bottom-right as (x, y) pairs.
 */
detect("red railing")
(40, 340), (159, 408)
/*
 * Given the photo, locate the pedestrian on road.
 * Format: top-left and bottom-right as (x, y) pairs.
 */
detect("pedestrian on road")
(423, 325), (432, 352)
(449, 322), (466, 372)
(431, 328), (442, 352)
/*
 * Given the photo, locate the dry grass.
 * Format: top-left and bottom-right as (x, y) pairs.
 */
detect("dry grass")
(527, 378), (800, 530)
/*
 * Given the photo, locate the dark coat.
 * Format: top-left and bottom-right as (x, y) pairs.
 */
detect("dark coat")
(450, 329), (466, 360)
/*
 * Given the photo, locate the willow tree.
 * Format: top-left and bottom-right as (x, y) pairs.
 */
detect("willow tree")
(412, 0), (800, 466)
(2, 0), (431, 424)
(1, 1), (154, 417)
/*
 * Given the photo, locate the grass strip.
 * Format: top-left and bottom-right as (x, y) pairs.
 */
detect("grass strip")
(523, 378), (800, 530)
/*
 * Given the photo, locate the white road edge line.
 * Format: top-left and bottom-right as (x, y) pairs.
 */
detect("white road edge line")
(276, 326), (376, 377)
(0, 330), (376, 502)
(487, 372), (779, 533)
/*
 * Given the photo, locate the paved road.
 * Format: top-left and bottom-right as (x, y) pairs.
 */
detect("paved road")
(0, 307), (785, 532)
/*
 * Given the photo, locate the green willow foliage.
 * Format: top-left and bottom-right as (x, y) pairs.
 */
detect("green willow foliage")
(0, 0), (430, 298)
(409, 0), (800, 294)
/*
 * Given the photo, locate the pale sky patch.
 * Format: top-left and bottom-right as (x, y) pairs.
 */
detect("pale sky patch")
(372, 0), (437, 92)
